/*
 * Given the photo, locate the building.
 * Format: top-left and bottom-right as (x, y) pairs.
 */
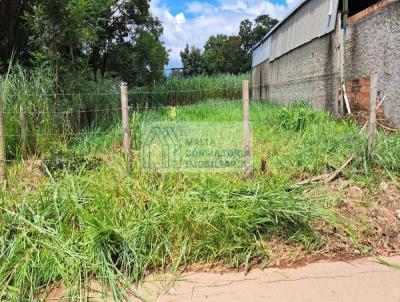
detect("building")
(252, 0), (400, 125)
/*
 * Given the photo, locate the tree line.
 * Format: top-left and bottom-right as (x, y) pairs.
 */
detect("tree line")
(0, 1), (278, 90)
(180, 15), (278, 76)
(0, 0), (168, 90)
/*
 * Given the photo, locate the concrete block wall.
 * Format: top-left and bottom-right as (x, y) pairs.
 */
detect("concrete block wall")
(268, 31), (340, 113)
(345, 1), (400, 125)
(252, 20), (341, 115)
(251, 1), (399, 125)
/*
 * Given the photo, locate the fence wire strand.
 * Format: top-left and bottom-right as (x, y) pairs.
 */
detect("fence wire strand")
(2, 158), (102, 163)
(0, 86), (246, 165)
(2, 100), (242, 115)
(2, 86), (241, 98)
(4, 131), (116, 138)
(3, 107), (123, 115)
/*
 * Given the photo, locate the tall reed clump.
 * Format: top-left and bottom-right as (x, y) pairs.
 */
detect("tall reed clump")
(128, 74), (249, 107)
(0, 65), (54, 158)
(0, 66), (121, 159)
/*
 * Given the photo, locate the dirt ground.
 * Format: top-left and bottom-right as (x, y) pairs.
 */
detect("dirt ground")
(318, 180), (400, 257)
(231, 180), (400, 270)
(47, 256), (400, 302)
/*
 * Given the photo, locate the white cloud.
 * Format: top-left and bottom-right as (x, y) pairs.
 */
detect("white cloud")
(186, 1), (216, 14)
(150, 0), (298, 68)
(175, 12), (186, 24)
(221, 1), (248, 12)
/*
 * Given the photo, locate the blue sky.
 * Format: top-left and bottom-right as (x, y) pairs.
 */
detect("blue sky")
(164, 0), (290, 16)
(150, 0), (302, 68)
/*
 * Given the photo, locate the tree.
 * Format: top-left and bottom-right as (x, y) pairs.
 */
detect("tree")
(88, 0), (167, 84)
(0, 0), (34, 73)
(180, 45), (204, 76)
(179, 14), (278, 76)
(2, 0), (168, 88)
(239, 19), (254, 54)
(130, 29), (169, 85)
(26, 0), (98, 90)
(202, 35), (249, 75)
(239, 14), (278, 54)
(253, 15), (278, 44)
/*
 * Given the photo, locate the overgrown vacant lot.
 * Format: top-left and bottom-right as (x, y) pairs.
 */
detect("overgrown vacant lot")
(1, 101), (399, 301)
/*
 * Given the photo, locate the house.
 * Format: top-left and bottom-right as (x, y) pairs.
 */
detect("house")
(252, 0), (400, 125)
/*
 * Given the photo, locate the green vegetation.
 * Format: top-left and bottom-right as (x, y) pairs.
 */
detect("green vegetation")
(1, 98), (399, 301)
(0, 69), (247, 159)
(1, 0), (275, 87)
(1, 1), (398, 299)
(0, 66), (120, 159)
(129, 74), (247, 106)
(376, 256), (400, 270)
(0, 0), (167, 87)
(180, 15), (278, 76)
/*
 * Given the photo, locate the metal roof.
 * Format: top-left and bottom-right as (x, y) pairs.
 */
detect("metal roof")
(252, 0), (311, 51)
(252, 36), (271, 67)
(269, 0), (339, 60)
(252, 0), (339, 64)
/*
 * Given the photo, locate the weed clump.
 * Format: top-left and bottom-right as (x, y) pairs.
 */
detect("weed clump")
(278, 101), (329, 131)
(0, 176), (347, 301)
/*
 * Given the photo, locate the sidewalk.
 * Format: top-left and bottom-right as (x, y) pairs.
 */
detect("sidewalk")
(135, 256), (400, 302)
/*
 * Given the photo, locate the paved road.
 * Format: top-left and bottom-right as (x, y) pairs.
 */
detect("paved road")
(47, 256), (400, 301)
(135, 256), (400, 302)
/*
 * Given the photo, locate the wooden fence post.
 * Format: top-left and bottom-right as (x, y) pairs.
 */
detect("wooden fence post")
(0, 94), (6, 183)
(77, 104), (82, 132)
(19, 105), (26, 159)
(368, 72), (378, 154)
(121, 83), (131, 161)
(94, 104), (98, 125)
(242, 80), (253, 178)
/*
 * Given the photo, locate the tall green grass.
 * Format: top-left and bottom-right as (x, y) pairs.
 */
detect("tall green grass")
(0, 66), (121, 158)
(0, 67), (247, 159)
(0, 67), (399, 301)
(128, 74), (248, 107)
(2, 100), (399, 301)
(0, 163), (346, 301)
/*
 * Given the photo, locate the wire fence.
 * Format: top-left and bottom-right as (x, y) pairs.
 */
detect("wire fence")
(2, 86), (242, 98)
(0, 85), (249, 171)
(1, 100), (243, 115)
